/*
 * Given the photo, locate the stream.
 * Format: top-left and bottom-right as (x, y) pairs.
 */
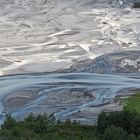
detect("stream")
(0, 72), (140, 124)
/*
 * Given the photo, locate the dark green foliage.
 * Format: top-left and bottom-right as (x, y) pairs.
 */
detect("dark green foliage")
(1, 114), (16, 129)
(101, 126), (138, 140)
(102, 126), (127, 140)
(0, 109), (139, 140)
(97, 109), (140, 137)
(97, 112), (108, 132)
(133, 2), (140, 8)
(130, 115), (140, 136)
(0, 114), (97, 140)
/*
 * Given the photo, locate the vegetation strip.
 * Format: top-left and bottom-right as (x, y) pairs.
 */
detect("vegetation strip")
(123, 92), (140, 113)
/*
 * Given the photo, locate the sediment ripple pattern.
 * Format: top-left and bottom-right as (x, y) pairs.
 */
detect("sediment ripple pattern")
(0, 72), (140, 124)
(0, 0), (139, 75)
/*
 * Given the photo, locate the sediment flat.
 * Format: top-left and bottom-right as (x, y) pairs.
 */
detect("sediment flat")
(0, 0), (140, 124)
(0, 73), (139, 124)
(0, 0), (139, 75)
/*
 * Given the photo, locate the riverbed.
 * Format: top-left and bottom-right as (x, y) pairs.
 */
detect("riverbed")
(0, 72), (140, 124)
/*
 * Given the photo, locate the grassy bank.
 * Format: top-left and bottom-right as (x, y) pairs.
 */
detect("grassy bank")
(123, 92), (140, 113)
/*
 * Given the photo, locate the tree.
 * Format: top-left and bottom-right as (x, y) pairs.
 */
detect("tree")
(129, 114), (140, 136)
(102, 126), (126, 140)
(133, 2), (140, 8)
(2, 114), (16, 129)
(127, 134), (137, 140)
(97, 112), (108, 132)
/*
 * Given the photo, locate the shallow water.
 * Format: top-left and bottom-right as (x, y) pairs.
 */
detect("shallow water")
(0, 72), (140, 124)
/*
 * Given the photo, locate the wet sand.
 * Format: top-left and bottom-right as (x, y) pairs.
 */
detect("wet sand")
(0, 0), (139, 75)
(0, 73), (139, 124)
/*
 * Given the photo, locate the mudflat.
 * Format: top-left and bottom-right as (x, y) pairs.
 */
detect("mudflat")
(0, 0), (139, 75)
